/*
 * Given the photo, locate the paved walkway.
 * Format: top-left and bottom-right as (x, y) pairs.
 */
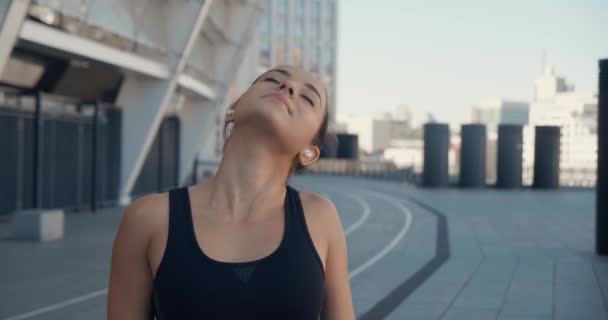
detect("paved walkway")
(1, 175), (606, 319)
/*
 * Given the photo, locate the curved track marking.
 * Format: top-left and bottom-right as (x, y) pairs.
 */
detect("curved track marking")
(1, 289), (108, 320)
(348, 189), (414, 280)
(332, 189), (372, 237)
(0, 181), (412, 320)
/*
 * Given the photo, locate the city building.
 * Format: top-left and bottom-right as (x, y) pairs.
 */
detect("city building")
(337, 105), (433, 154)
(523, 65), (598, 186)
(337, 106), (446, 173)
(469, 63), (598, 187)
(205, 0), (339, 160)
(471, 99), (529, 128)
(469, 99), (529, 184)
(337, 113), (392, 153)
(0, 0), (262, 215)
(256, 0), (338, 118)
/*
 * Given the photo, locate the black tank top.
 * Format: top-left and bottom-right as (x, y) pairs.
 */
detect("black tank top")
(152, 185), (325, 319)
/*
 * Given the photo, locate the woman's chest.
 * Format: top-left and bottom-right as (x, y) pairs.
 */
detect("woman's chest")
(152, 249), (325, 319)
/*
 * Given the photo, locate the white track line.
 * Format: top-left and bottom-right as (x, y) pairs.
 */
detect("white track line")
(334, 190), (372, 237)
(307, 185), (370, 237)
(1, 289), (108, 320)
(348, 190), (413, 280)
(2, 184), (408, 320)
(0, 188), (363, 320)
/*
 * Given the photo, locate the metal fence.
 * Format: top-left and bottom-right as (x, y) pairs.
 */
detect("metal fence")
(301, 159), (419, 183)
(132, 116), (180, 196)
(0, 91), (122, 216)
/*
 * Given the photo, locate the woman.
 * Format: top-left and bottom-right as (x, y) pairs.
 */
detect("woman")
(107, 65), (355, 319)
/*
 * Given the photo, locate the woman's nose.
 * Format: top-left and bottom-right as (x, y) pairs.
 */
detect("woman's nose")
(279, 81), (295, 97)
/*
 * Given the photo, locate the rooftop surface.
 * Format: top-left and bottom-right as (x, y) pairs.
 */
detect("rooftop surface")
(0, 175), (605, 320)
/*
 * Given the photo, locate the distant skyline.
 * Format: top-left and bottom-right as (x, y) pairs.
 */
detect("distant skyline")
(335, 0), (608, 124)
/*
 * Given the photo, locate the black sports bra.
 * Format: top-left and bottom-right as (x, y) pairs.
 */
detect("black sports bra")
(151, 185), (325, 319)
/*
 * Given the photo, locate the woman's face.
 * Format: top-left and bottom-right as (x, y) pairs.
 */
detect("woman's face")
(231, 65), (327, 155)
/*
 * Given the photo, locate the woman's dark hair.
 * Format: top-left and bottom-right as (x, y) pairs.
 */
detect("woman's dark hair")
(292, 105), (334, 173)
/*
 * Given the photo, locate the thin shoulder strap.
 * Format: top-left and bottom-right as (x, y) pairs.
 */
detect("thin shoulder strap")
(166, 187), (193, 253)
(286, 184), (325, 271)
(169, 187), (190, 219)
(286, 185), (310, 240)
(285, 185), (299, 223)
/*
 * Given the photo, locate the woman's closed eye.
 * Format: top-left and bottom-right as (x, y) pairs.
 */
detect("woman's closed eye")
(264, 77), (280, 84)
(300, 95), (314, 107)
(263, 76), (314, 107)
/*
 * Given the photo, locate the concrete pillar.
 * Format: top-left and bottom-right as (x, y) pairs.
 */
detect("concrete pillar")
(0, 0), (31, 75)
(459, 124), (486, 188)
(337, 133), (358, 160)
(533, 126), (560, 189)
(496, 124), (523, 189)
(597, 59), (608, 255)
(320, 136), (338, 158)
(423, 123), (449, 187)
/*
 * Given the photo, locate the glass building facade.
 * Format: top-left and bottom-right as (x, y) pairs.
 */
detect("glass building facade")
(254, 0), (338, 126)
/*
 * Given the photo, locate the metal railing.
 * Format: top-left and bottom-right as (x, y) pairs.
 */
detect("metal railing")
(0, 86), (122, 215)
(132, 116), (180, 196)
(301, 159), (420, 183)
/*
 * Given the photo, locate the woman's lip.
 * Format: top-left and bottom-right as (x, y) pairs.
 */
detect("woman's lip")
(266, 93), (292, 114)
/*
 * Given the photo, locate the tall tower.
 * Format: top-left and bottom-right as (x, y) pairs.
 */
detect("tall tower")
(254, 0), (339, 125)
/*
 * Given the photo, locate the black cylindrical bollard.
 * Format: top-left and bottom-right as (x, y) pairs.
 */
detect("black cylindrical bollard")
(597, 59), (608, 255)
(533, 126), (561, 189)
(320, 133), (338, 158)
(336, 133), (358, 160)
(320, 145), (337, 158)
(496, 124), (523, 188)
(459, 124), (486, 188)
(423, 123), (449, 187)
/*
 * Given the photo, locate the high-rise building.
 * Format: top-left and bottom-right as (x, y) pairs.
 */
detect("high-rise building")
(255, 0), (338, 117)
(469, 63), (597, 187)
(471, 99), (530, 128)
(337, 106), (436, 172)
(209, 0), (338, 159)
(523, 65), (598, 186)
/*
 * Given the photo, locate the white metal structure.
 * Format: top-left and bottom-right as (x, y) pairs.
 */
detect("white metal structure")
(201, 0), (339, 161)
(0, 0), (263, 203)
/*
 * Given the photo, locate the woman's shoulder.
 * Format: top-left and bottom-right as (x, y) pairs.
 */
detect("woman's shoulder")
(298, 190), (338, 215)
(124, 192), (169, 224)
(297, 190), (343, 236)
(116, 192), (170, 249)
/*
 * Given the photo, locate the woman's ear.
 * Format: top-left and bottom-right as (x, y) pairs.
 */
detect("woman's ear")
(298, 146), (321, 167)
(224, 108), (235, 123)
(224, 100), (240, 124)
(223, 103), (236, 141)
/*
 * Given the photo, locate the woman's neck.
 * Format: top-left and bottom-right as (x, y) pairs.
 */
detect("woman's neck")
(205, 126), (292, 222)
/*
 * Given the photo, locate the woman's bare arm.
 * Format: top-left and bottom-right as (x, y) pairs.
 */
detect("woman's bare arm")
(107, 194), (164, 320)
(319, 200), (355, 320)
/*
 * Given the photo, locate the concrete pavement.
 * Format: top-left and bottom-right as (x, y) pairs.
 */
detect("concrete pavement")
(1, 175), (606, 319)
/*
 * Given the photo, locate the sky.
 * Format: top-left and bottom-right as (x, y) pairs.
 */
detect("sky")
(335, 0), (608, 124)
